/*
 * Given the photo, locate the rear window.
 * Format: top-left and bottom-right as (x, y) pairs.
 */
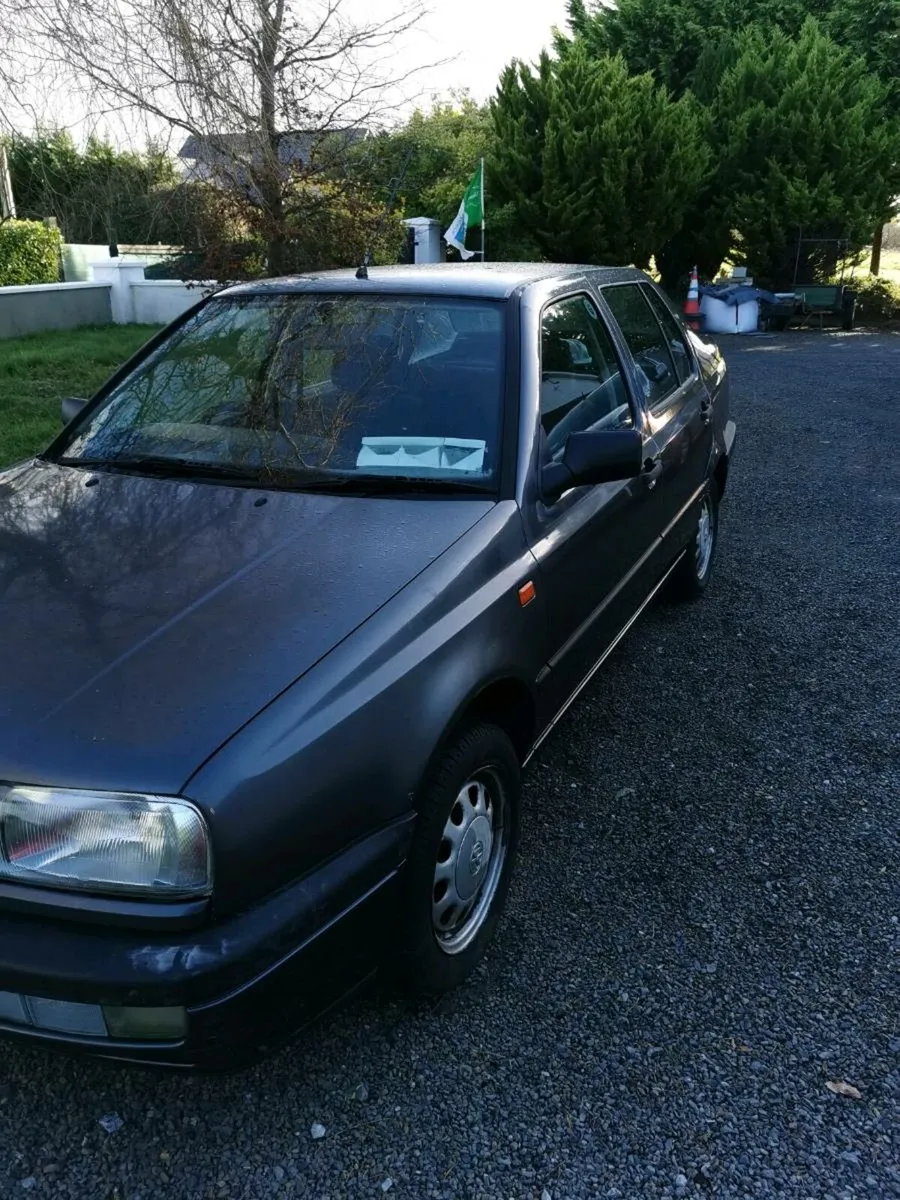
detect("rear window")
(641, 285), (693, 387)
(603, 283), (681, 410)
(61, 295), (507, 484)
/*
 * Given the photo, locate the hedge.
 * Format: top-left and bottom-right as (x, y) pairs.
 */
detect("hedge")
(0, 219), (61, 286)
(852, 275), (900, 321)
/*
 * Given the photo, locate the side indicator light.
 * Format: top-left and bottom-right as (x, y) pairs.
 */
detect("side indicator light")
(518, 580), (537, 607)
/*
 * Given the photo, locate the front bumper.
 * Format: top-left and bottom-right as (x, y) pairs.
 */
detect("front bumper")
(0, 815), (414, 1068)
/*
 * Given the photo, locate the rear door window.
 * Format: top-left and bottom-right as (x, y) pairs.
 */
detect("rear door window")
(602, 283), (680, 411)
(641, 284), (693, 386)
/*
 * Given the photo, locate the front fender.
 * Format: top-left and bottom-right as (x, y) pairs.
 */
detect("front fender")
(186, 502), (546, 915)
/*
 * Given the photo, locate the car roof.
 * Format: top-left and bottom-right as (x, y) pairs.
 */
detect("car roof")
(219, 262), (649, 302)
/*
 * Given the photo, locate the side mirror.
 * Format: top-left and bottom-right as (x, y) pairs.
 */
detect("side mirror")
(61, 397), (88, 426)
(542, 428), (643, 502)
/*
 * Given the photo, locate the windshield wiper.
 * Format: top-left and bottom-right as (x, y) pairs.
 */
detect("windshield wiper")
(288, 473), (493, 495)
(55, 457), (493, 495)
(55, 455), (268, 484)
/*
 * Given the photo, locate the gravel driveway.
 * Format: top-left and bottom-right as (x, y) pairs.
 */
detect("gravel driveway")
(1, 331), (898, 1200)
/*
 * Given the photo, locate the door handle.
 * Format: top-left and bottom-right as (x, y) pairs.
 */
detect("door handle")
(700, 397), (713, 425)
(642, 456), (663, 490)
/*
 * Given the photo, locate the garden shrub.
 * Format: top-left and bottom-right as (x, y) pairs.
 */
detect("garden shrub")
(852, 275), (900, 321)
(0, 219), (61, 286)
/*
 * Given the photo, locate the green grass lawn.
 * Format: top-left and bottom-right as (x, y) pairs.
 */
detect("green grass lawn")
(0, 324), (162, 468)
(871, 247), (900, 284)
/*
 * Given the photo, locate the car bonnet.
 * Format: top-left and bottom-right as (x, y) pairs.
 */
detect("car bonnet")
(0, 461), (493, 794)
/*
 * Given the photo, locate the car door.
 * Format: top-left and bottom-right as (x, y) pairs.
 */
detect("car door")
(601, 281), (715, 558)
(522, 291), (663, 718)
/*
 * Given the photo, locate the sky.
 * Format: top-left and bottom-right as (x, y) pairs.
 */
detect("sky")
(6, 0), (573, 146)
(396, 0), (572, 104)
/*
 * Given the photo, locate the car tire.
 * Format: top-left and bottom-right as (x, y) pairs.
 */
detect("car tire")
(668, 479), (719, 602)
(395, 722), (521, 996)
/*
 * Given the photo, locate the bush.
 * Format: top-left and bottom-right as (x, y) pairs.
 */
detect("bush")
(0, 219), (62, 285)
(852, 276), (900, 321)
(490, 46), (710, 267)
(144, 242), (266, 282)
(713, 21), (899, 287)
(6, 131), (180, 246)
(278, 181), (406, 274)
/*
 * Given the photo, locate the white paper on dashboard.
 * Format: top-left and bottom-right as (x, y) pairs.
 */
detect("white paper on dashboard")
(356, 436), (486, 473)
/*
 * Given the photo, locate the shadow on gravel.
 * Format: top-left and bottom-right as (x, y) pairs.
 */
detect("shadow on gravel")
(1, 331), (898, 1200)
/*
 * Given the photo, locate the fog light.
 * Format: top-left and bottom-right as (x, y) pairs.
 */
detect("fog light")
(0, 991), (29, 1024)
(102, 1005), (187, 1040)
(0, 991), (108, 1036)
(26, 996), (107, 1036)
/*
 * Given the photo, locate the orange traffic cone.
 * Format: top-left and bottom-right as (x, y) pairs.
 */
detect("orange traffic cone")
(684, 265), (701, 330)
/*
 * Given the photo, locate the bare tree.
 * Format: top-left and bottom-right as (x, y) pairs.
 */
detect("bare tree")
(0, 145), (15, 219)
(2, 0), (430, 270)
(0, 24), (19, 136)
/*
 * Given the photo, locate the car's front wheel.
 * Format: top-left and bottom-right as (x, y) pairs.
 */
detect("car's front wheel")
(668, 480), (719, 601)
(396, 722), (521, 995)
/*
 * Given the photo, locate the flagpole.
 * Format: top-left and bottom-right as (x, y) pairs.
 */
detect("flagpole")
(480, 157), (485, 262)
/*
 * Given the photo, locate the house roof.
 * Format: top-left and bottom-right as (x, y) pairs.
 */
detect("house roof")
(177, 129), (366, 162)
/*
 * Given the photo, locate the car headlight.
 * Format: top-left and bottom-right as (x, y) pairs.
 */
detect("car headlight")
(0, 786), (211, 898)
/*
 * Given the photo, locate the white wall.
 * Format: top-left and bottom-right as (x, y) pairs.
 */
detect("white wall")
(0, 262), (217, 337)
(0, 281), (112, 339)
(62, 244), (114, 283)
(62, 243), (181, 282)
(131, 280), (208, 325)
(92, 261), (217, 325)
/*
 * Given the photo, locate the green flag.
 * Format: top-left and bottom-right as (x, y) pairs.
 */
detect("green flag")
(444, 160), (484, 260)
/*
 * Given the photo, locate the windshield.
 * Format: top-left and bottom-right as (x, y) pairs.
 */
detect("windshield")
(57, 294), (507, 490)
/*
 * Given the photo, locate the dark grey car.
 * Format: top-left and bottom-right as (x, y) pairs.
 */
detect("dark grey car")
(0, 263), (734, 1067)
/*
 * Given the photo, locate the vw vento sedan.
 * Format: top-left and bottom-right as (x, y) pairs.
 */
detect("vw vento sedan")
(0, 264), (734, 1067)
